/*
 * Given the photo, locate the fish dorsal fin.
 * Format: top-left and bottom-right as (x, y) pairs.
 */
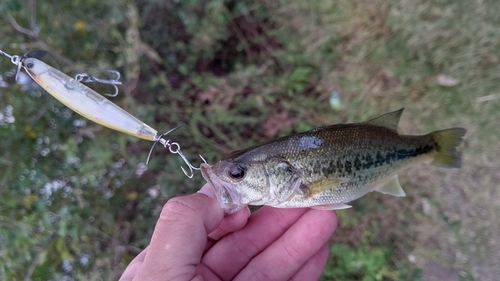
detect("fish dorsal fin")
(374, 175), (406, 197)
(365, 108), (404, 131)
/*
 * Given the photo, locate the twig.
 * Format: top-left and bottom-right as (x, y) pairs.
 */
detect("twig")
(23, 248), (42, 281)
(0, 4), (74, 67)
(32, 41), (74, 66)
(476, 94), (499, 103)
(28, 0), (37, 32)
(127, 245), (142, 254)
(0, 7), (38, 37)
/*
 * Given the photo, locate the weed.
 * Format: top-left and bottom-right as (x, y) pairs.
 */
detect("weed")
(0, 0), (498, 280)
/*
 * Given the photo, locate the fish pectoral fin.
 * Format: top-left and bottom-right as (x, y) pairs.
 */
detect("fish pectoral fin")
(374, 175), (406, 197)
(305, 177), (349, 197)
(365, 108), (404, 131)
(311, 203), (352, 210)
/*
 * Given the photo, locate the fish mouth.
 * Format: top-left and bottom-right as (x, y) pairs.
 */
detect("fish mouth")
(200, 163), (243, 214)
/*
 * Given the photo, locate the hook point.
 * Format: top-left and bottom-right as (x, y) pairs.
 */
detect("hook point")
(75, 71), (122, 97)
(199, 154), (208, 164)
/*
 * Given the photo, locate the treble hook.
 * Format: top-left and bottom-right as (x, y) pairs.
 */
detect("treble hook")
(0, 49), (23, 81)
(1, 49), (122, 97)
(75, 70), (122, 97)
(146, 126), (206, 178)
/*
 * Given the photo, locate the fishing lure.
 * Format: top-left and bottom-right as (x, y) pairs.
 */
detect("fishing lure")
(0, 49), (202, 178)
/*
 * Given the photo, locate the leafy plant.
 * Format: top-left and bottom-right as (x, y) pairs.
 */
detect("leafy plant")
(322, 238), (400, 281)
(1, 0), (497, 280)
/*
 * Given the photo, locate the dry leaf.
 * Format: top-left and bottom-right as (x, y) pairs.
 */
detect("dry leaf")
(262, 111), (295, 138)
(437, 74), (459, 87)
(198, 79), (237, 109)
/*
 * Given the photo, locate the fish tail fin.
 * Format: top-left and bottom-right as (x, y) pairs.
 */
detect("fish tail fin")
(430, 128), (466, 168)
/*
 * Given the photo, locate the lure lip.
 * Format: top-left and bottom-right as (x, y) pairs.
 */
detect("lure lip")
(200, 163), (243, 214)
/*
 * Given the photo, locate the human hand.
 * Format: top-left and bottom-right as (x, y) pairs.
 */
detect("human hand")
(120, 184), (338, 281)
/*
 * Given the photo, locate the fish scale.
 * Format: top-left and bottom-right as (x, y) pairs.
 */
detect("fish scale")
(201, 109), (466, 214)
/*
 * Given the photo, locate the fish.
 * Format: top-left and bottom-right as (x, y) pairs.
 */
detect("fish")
(200, 109), (466, 214)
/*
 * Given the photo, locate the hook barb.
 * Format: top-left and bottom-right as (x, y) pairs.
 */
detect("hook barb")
(175, 148), (202, 178)
(75, 70), (122, 97)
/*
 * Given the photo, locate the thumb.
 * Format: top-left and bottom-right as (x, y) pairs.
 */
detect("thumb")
(132, 191), (224, 281)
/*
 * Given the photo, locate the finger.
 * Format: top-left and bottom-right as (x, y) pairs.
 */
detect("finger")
(202, 207), (309, 280)
(208, 206), (251, 241)
(290, 244), (330, 281)
(204, 207), (251, 254)
(199, 183), (251, 243)
(197, 183), (216, 198)
(233, 209), (337, 281)
(119, 247), (148, 281)
(132, 193), (224, 281)
(195, 263), (223, 281)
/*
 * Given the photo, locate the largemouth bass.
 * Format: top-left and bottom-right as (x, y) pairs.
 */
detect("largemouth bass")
(201, 109), (466, 214)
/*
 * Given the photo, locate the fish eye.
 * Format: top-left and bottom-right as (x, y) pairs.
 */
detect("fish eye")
(228, 164), (246, 180)
(25, 62), (34, 69)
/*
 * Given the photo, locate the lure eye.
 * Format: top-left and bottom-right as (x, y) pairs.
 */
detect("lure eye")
(228, 164), (246, 180)
(26, 62), (34, 69)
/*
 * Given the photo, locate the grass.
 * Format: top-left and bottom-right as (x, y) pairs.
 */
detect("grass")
(1, 0), (499, 280)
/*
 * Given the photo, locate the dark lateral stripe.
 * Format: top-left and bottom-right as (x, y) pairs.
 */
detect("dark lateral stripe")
(354, 157), (362, 170)
(363, 154), (373, 169)
(344, 160), (352, 174)
(352, 144), (433, 173)
(321, 144), (434, 175)
(396, 144), (434, 160)
(375, 151), (385, 166)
